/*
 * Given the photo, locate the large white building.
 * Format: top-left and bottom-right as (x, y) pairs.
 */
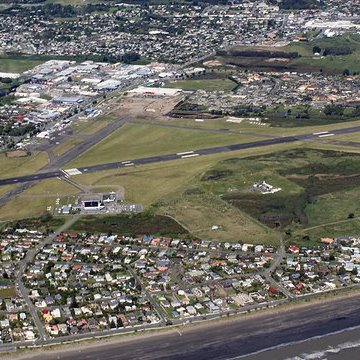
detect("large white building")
(81, 200), (104, 211)
(128, 86), (182, 97)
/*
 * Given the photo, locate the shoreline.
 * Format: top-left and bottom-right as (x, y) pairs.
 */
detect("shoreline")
(234, 323), (360, 359)
(5, 289), (360, 360)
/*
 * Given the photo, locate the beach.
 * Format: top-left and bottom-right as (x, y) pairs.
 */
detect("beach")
(5, 292), (360, 360)
(240, 325), (360, 360)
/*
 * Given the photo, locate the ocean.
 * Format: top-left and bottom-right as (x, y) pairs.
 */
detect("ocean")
(234, 325), (360, 360)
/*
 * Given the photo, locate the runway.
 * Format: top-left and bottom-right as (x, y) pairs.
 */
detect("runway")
(0, 125), (360, 187)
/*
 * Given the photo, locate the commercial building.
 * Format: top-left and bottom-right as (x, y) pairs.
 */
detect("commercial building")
(81, 200), (105, 211)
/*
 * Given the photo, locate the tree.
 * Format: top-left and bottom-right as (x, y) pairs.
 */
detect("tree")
(110, 320), (116, 329)
(121, 52), (140, 64)
(312, 46), (321, 54)
(324, 104), (344, 117)
(343, 69), (350, 76)
(40, 212), (53, 223)
(348, 213), (355, 219)
(351, 106), (360, 118)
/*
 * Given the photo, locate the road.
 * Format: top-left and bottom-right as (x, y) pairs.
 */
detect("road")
(26, 294), (360, 360)
(262, 242), (295, 299)
(127, 266), (168, 325)
(0, 116), (130, 207)
(1, 124), (360, 187)
(15, 216), (80, 342)
(7, 219), (360, 356)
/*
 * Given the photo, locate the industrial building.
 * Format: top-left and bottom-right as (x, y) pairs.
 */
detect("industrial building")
(81, 200), (105, 211)
(128, 86), (183, 97)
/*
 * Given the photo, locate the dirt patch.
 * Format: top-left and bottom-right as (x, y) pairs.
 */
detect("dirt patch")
(265, 58), (290, 63)
(5, 150), (28, 158)
(116, 95), (183, 119)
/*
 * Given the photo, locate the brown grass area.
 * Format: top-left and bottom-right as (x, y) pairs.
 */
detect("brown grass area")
(5, 150), (28, 158)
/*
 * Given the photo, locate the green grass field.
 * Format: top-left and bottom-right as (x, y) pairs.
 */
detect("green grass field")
(0, 56), (44, 74)
(53, 138), (83, 157)
(0, 178), (79, 221)
(286, 35), (360, 73)
(304, 188), (360, 227)
(3, 112), (360, 245)
(217, 34), (360, 74)
(68, 123), (264, 168)
(199, 148), (360, 245)
(0, 287), (16, 298)
(139, 116), (360, 135)
(295, 219), (360, 242)
(156, 191), (280, 244)
(164, 78), (237, 92)
(71, 213), (189, 237)
(0, 185), (16, 198)
(72, 116), (112, 135)
(72, 143), (300, 244)
(0, 151), (48, 180)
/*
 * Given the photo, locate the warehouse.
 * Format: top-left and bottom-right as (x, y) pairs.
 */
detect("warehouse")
(128, 86), (182, 97)
(81, 200), (105, 211)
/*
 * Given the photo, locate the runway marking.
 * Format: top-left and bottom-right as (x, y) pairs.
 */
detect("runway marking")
(175, 328), (182, 336)
(124, 163), (135, 167)
(60, 169), (70, 178)
(63, 168), (83, 176)
(121, 161), (132, 164)
(313, 131), (329, 135)
(318, 133), (335, 138)
(181, 153), (199, 159)
(177, 151), (194, 156)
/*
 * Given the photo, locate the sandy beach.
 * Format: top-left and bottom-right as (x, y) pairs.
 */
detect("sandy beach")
(4, 290), (360, 360)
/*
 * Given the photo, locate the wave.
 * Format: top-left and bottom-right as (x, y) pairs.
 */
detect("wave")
(285, 338), (360, 360)
(226, 324), (360, 360)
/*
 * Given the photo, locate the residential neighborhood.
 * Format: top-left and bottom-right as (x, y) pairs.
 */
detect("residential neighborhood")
(1, 1), (359, 63)
(170, 70), (360, 119)
(0, 0), (360, 358)
(0, 223), (360, 345)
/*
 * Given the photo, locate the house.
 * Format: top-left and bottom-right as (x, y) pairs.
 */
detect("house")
(289, 245), (300, 254)
(321, 238), (334, 244)
(118, 314), (129, 327)
(41, 310), (52, 323)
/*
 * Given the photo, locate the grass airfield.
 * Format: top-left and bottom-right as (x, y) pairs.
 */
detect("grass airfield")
(1, 91), (360, 245)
